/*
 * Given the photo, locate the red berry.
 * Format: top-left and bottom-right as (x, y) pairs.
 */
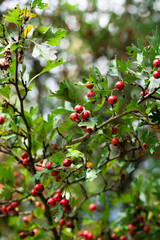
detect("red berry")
(60, 198), (69, 207)
(59, 218), (65, 226)
(89, 203), (96, 211)
(119, 236), (126, 240)
(81, 111), (89, 119)
(63, 158), (72, 167)
(70, 113), (79, 121)
(108, 95), (117, 104)
(112, 127), (117, 135)
(22, 158), (30, 165)
(111, 233), (116, 239)
(74, 104), (83, 113)
(19, 232), (26, 239)
(30, 213), (35, 218)
(77, 231), (84, 237)
(46, 161), (53, 169)
(31, 189), (38, 197)
(111, 138), (119, 146)
(138, 216), (144, 223)
(47, 198), (56, 206)
(115, 81), (124, 90)
(153, 59), (160, 68)
(34, 201), (41, 208)
(67, 220), (74, 228)
(140, 90), (149, 97)
(87, 232), (93, 240)
(21, 152), (28, 159)
(153, 70), (160, 78)
(86, 81), (94, 89)
(1, 205), (9, 214)
(51, 171), (59, 177)
(158, 213), (160, 220)
(0, 116), (4, 124)
(10, 201), (18, 210)
(87, 90), (96, 103)
(63, 205), (71, 213)
(142, 143), (149, 149)
(22, 216), (29, 223)
(34, 184), (44, 193)
(53, 193), (62, 203)
(143, 225), (150, 233)
(97, 238), (103, 240)
(128, 224), (134, 230)
(33, 229), (38, 234)
(83, 230), (90, 237)
(29, 230), (35, 236)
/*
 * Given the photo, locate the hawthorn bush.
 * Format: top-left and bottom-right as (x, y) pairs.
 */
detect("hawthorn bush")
(0, 1), (160, 240)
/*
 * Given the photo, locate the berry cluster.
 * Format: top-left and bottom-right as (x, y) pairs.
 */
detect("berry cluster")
(70, 104), (92, 132)
(20, 152), (30, 165)
(19, 229), (38, 239)
(30, 183), (44, 197)
(153, 58), (160, 78)
(86, 81), (96, 103)
(1, 201), (19, 215)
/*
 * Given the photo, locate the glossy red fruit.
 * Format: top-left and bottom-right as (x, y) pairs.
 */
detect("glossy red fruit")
(46, 161), (53, 169)
(0, 116), (4, 124)
(119, 236), (126, 240)
(22, 158), (30, 165)
(47, 198), (56, 206)
(53, 193), (62, 203)
(67, 220), (74, 228)
(86, 81), (94, 89)
(111, 138), (119, 146)
(74, 104), (83, 113)
(60, 198), (69, 207)
(31, 189), (38, 197)
(81, 111), (89, 119)
(158, 213), (160, 220)
(140, 90), (149, 97)
(153, 70), (160, 78)
(111, 233), (116, 239)
(83, 230), (90, 237)
(87, 232), (93, 240)
(22, 216), (29, 223)
(153, 59), (160, 68)
(138, 215), (144, 223)
(19, 232), (26, 239)
(21, 152), (28, 159)
(29, 230), (35, 237)
(34, 184), (44, 193)
(77, 231), (84, 237)
(143, 225), (150, 233)
(142, 143), (149, 149)
(89, 203), (96, 211)
(51, 171), (59, 177)
(70, 113), (79, 121)
(34, 201), (41, 208)
(30, 213), (35, 218)
(87, 90), (96, 103)
(2, 205), (9, 214)
(63, 158), (72, 167)
(59, 218), (65, 226)
(112, 127), (117, 135)
(10, 201), (18, 210)
(63, 205), (71, 213)
(97, 238), (103, 240)
(108, 95), (117, 104)
(128, 224), (134, 230)
(115, 81), (124, 90)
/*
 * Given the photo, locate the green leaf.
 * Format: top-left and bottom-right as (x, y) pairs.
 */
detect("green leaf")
(51, 108), (73, 116)
(3, 5), (22, 26)
(47, 29), (67, 46)
(78, 116), (99, 129)
(31, 168), (49, 182)
(66, 148), (84, 159)
(0, 187), (12, 201)
(146, 27), (160, 54)
(108, 57), (121, 77)
(89, 131), (107, 150)
(86, 168), (101, 181)
(30, 0), (48, 9)
(52, 204), (63, 222)
(32, 42), (57, 60)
